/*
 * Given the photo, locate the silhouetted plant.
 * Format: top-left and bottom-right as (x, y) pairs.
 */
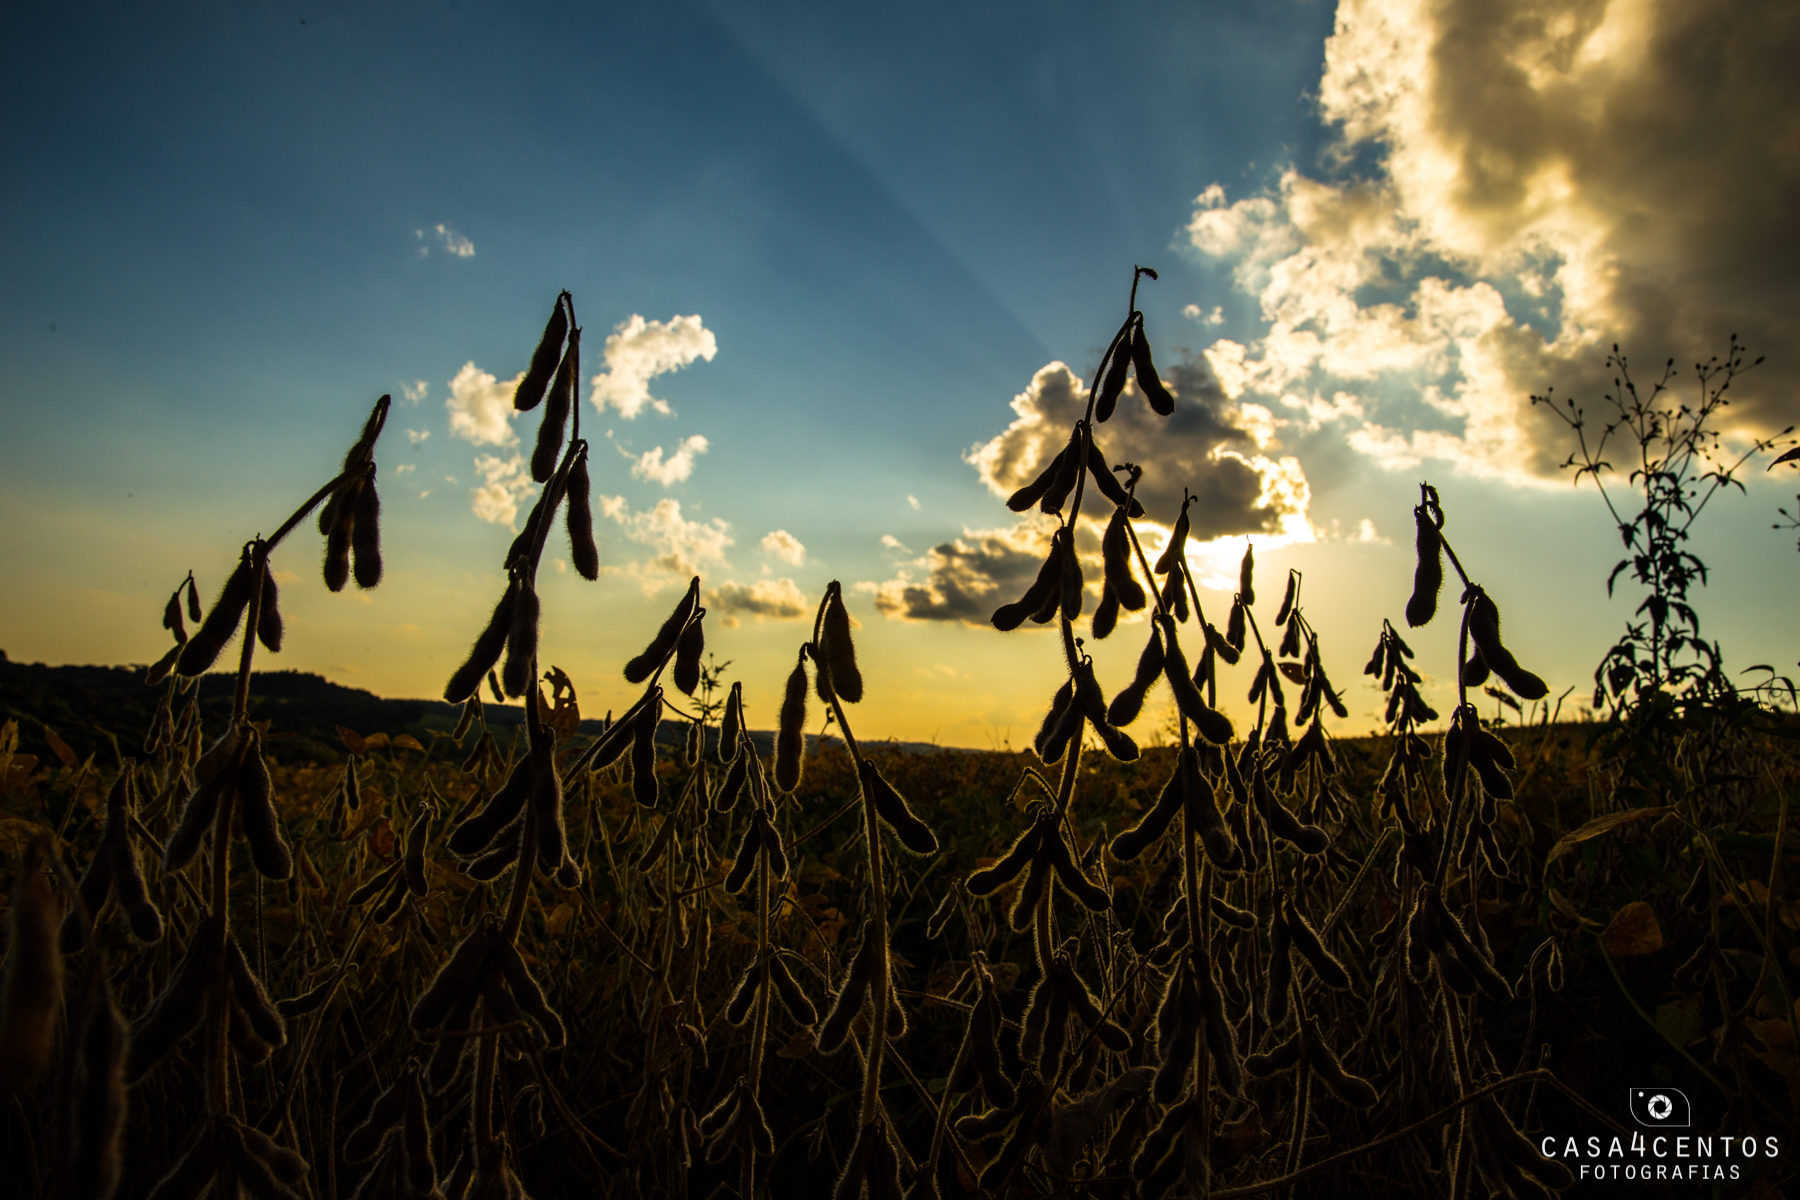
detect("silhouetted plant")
(1533, 338), (1788, 714)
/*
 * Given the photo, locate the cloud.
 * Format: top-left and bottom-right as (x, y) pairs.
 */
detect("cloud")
(880, 534), (909, 552)
(907, 494), (921, 510)
(393, 462), (415, 476)
(470, 453), (536, 526)
(596, 495), (733, 591)
(1185, 0), (1800, 479)
(629, 435), (710, 486)
(589, 314), (718, 419)
(964, 362), (1313, 543)
(864, 518), (1055, 625)
(416, 224), (475, 258)
(711, 577), (809, 621)
(760, 529), (806, 565)
(406, 429), (430, 445)
(401, 380), (429, 403)
(446, 362), (522, 447)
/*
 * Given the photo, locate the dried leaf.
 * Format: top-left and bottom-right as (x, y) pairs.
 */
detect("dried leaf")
(1546, 806), (1672, 864)
(1600, 901), (1664, 957)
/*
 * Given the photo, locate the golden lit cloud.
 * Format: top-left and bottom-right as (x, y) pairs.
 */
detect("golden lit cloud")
(1188, 0), (1800, 479)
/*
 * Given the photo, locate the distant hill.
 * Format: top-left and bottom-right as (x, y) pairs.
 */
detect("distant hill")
(0, 652), (963, 767)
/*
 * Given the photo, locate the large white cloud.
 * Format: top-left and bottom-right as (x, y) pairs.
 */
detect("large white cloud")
(711, 577), (809, 623)
(590, 315), (719, 419)
(1187, 0), (1800, 480)
(596, 495), (733, 591)
(446, 362), (522, 447)
(760, 530), (806, 566)
(629, 435), (710, 486)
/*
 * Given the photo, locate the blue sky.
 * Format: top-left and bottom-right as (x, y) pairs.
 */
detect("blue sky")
(5, 0), (1798, 744)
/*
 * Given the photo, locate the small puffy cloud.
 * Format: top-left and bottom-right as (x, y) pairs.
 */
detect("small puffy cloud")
(711, 577), (809, 620)
(393, 462), (415, 475)
(446, 362), (522, 447)
(416, 224), (475, 258)
(865, 518), (1053, 625)
(907, 494), (921, 510)
(1184, 304), (1225, 326)
(590, 314), (718, 419)
(965, 362), (1313, 543)
(596, 495), (733, 591)
(1185, 0), (1800, 479)
(760, 529), (806, 565)
(629, 435), (710, 486)
(880, 534), (910, 552)
(401, 380), (429, 403)
(470, 453), (536, 526)
(406, 429), (430, 445)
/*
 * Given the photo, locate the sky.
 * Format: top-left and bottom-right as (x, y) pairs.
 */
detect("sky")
(3, 0), (1798, 747)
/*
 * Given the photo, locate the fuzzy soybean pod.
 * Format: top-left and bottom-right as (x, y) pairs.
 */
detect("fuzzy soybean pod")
(492, 941), (566, 1049)
(500, 579), (540, 699)
(344, 1075), (408, 1163)
(1159, 617), (1234, 744)
(1467, 590), (1549, 700)
(1036, 682), (1083, 765)
(712, 751), (750, 814)
(991, 534), (1063, 631)
(672, 609), (705, 697)
(1095, 319), (1135, 423)
(163, 729), (244, 873)
(225, 933), (288, 1048)
(0, 838), (62, 1091)
(1266, 906), (1294, 1027)
(449, 756), (533, 858)
(126, 916), (221, 1083)
(531, 328), (578, 483)
(775, 646), (809, 793)
(1006, 440), (1071, 512)
(724, 960), (763, 1026)
(256, 570), (283, 653)
(1086, 441), (1145, 517)
(625, 576), (700, 683)
(1045, 824), (1111, 911)
(1256, 766), (1329, 855)
(1406, 503), (1444, 629)
(1106, 624), (1165, 728)
(1074, 659), (1138, 762)
(1428, 887), (1514, 1001)
(410, 923), (494, 1033)
(861, 759), (939, 854)
(630, 693), (662, 807)
(350, 477), (383, 589)
(1198, 958), (1243, 1096)
(1281, 895), (1350, 989)
(64, 771), (129, 952)
(719, 681), (744, 764)
(967, 820), (1042, 897)
(445, 579), (519, 704)
(514, 294), (569, 412)
(1303, 1020), (1377, 1109)
(68, 968), (126, 1200)
(323, 499), (355, 594)
(1050, 954), (1131, 1053)
(403, 806), (431, 897)
(1129, 317), (1176, 416)
(1110, 750), (1187, 861)
(1100, 504), (1146, 613)
(724, 821), (762, 894)
(817, 933), (877, 1055)
(766, 953), (817, 1025)
(1183, 746), (1242, 871)
(814, 583), (863, 704)
(564, 450), (600, 581)
(176, 558), (255, 677)
(1245, 1031), (1303, 1079)
(1038, 424), (1087, 516)
(1152, 966), (1201, 1106)
(111, 811), (165, 945)
(529, 747), (567, 872)
(237, 730), (293, 881)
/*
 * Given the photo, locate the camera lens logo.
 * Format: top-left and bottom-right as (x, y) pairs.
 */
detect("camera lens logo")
(1628, 1088), (1690, 1128)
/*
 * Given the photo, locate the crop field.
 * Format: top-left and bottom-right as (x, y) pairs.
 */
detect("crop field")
(2, 285), (1796, 1199)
